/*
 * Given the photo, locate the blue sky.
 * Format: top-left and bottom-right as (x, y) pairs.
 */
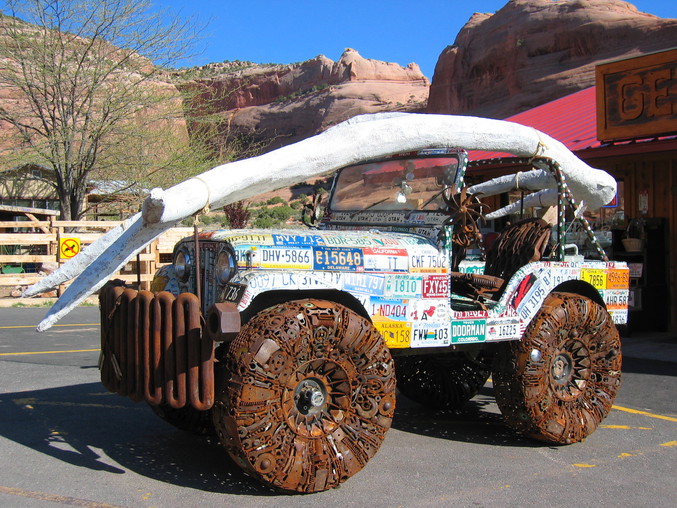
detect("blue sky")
(157, 0), (675, 79)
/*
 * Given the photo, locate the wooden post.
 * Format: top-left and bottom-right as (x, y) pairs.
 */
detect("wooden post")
(48, 216), (56, 256)
(148, 240), (159, 291)
(56, 223), (63, 297)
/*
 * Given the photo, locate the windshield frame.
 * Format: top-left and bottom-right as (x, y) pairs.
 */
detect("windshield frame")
(327, 150), (465, 214)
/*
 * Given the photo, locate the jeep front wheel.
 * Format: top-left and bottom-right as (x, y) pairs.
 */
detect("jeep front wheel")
(213, 299), (396, 493)
(493, 292), (622, 444)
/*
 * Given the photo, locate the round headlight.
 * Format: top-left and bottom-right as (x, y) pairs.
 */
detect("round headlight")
(215, 247), (237, 285)
(174, 248), (192, 282)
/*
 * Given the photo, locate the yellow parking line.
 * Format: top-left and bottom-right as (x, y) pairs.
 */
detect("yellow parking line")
(0, 348), (100, 356)
(13, 398), (133, 410)
(613, 405), (677, 423)
(600, 424), (652, 430)
(0, 485), (125, 508)
(0, 323), (99, 329)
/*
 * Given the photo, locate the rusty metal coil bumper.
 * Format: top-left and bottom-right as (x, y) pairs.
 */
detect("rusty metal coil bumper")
(99, 283), (222, 410)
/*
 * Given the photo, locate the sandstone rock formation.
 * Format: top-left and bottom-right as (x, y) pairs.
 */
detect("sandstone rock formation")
(4, 0), (676, 168)
(427, 0), (677, 118)
(180, 49), (429, 150)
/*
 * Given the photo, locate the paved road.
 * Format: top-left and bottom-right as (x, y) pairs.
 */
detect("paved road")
(1, 307), (676, 507)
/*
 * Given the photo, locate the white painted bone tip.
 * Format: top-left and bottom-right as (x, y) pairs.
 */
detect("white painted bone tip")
(142, 187), (166, 224)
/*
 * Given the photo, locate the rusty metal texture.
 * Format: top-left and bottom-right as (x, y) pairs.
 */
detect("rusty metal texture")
(206, 302), (241, 342)
(99, 283), (215, 410)
(493, 292), (622, 444)
(440, 187), (488, 270)
(395, 350), (493, 409)
(214, 299), (396, 493)
(484, 218), (552, 281)
(450, 272), (504, 307)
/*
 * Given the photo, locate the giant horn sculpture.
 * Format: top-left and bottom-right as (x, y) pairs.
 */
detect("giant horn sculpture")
(25, 112), (616, 330)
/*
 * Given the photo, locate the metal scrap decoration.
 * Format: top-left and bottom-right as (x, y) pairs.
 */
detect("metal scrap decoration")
(467, 156), (609, 261)
(492, 292), (622, 444)
(214, 299), (396, 493)
(24, 112), (617, 330)
(395, 351), (493, 410)
(440, 185), (488, 271)
(99, 283), (214, 410)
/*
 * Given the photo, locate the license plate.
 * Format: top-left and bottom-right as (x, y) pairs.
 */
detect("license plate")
(221, 282), (246, 304)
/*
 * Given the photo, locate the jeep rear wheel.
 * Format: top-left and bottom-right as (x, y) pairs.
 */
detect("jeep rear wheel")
(493, 292), (622, 444)
(395, 350), (492, 409)
(213, 299), (396, 493)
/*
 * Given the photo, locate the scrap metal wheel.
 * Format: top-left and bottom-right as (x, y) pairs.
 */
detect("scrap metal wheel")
(395, 350), (492, 409)
(213, 299), (396, 493)
(493, 292), (622, 444)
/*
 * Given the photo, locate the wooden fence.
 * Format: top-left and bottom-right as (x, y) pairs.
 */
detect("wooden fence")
(0, 217), (192, 294)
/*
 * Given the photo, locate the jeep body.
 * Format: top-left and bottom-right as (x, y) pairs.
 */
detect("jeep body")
(99, 148), (627, 493)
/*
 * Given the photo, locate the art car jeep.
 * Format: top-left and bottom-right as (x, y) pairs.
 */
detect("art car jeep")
(99, 148), (628, 493)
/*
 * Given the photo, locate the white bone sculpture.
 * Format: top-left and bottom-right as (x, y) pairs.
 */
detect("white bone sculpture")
(25, 112), (616, 331)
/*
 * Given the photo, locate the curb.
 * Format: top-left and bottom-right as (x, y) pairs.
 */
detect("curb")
(621, 333), (677, 364)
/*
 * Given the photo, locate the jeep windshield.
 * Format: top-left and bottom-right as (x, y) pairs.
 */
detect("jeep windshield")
(329, 153), (461, 212)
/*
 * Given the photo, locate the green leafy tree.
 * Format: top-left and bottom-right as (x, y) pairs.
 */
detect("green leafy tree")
(0, 0), (204, 219)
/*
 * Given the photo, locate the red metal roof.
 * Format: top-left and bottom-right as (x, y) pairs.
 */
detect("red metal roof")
(470, 86), (599, 160)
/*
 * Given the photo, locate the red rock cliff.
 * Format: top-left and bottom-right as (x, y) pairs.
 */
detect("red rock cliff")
(181, 49), (429, 151)
(427, 0), (677, 118)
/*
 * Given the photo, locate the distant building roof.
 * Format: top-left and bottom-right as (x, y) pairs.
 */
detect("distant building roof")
(511, 86), (600, 152)
(470, 85), (676, 162)
(470, 87), (598, 160)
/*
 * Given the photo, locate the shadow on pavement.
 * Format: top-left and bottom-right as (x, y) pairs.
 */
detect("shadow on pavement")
(621, 356), (677, 377)
(0, 382), (276, 496)
(391, 385), (539, 448)
(3, 360), (666, 494)
(1, 379), (541, 494)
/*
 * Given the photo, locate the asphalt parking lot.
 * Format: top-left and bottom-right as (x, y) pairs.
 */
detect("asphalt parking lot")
(1, 306), (676, 507)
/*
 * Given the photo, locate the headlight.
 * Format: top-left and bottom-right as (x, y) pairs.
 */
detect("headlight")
(215, 246), (237, 285)
(174, 248), (192, 282)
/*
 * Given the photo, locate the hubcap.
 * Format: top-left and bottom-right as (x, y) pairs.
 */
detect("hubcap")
(551, 353), (573, 383)
(550, 337), (591, 401)
(282, 358), (353, 438)
(294, 378), (327, 416)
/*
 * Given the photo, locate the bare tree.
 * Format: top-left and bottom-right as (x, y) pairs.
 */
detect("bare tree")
(0, 0), (205, 219)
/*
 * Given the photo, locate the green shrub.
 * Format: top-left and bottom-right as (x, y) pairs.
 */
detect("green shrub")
(253, 215), (275, 228)
(266, 196), (286, 205)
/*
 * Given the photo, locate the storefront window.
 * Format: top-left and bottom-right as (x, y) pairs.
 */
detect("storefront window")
(500, 180), (625, 260)
(583, 180), (624, 230)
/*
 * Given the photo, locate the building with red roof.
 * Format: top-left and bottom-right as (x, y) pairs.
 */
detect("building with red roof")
(468, 49), (676, 332)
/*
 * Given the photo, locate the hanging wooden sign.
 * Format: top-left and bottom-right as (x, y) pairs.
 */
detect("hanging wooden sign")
(596, 48), (677, 142)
